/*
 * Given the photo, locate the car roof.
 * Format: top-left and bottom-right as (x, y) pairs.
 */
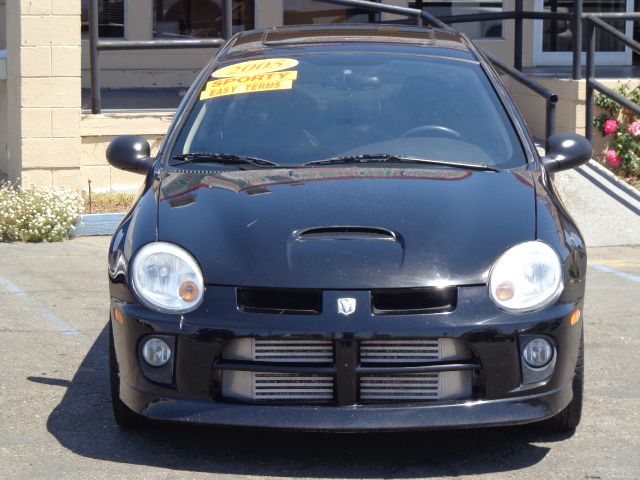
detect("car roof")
(223, 24), (478, 62)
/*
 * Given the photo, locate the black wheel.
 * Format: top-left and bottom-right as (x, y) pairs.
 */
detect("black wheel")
(542, 328), (584, 432)
(109, 322), (147, 428)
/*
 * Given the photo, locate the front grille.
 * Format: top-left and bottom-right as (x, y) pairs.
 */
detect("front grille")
(371, 288), (457, 315)
(360, 373), (440, 401)
(253, 373), (333, 402)
(236, 287), (456, 316)
(217, 338), (475, 404)
(360, 339), (440, 363)
(254, 339), (333, 363)
(237, 287), (322, 314)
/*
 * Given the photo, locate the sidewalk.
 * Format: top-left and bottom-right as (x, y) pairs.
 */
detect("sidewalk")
(554, 161), (640, 247)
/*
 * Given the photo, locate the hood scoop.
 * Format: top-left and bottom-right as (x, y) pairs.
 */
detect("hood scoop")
(157, 169), (536, 289)
(294, 226), (400, 243)
(287, 226), (405, 272)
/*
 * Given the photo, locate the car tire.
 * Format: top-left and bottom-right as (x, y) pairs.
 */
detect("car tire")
(542, 328), (584, 432)
(109, 322), (147, 428)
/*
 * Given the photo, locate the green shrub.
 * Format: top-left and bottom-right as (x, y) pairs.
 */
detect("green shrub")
(0, 182), (84, 242)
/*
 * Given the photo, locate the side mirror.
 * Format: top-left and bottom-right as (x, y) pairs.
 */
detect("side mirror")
(106, 135), (154, 174)
(541, 134), (593, 173)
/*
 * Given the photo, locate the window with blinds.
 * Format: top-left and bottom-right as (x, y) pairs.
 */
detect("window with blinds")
(153, 0), (255, 39)
(81, 0), (125, 38)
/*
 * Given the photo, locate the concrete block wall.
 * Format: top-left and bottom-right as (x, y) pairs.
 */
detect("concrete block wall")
(505, 77), (587, 140)
(80, 112), (172, 192)
(0, 0), (5, 175)
(0, 79), (6, 177)
(81, 48), (212, 89)
(5, 0), (82, 188)
(0, 0), (6, 50)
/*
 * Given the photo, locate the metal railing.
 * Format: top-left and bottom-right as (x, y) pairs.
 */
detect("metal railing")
(321, 0), (581, 75)
(483, 51), (558, 147)
(88, 0), (599, 146)
(584, 13), (640, 142)
(89, 0), (231, 113)
(318, 0), (561, 144)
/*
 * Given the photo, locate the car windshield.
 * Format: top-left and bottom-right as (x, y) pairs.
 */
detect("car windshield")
(170, 52), (526, 168)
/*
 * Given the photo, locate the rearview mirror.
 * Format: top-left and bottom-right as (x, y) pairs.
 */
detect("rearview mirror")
(541, 134), (593, 173)
(106, 135), (154, 174)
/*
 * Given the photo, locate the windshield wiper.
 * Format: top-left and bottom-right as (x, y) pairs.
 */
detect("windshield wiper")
(303, 154), (498, 172)
(172, 153), (280, 168)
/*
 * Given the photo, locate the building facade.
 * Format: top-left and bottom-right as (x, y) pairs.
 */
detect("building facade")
(0, 0), (639, 191)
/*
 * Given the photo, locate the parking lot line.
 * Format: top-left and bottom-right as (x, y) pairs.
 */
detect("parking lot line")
(590, 264), (640, 283)
(0, 273), (81, 338)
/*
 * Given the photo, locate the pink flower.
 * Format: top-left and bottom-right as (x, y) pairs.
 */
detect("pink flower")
(603, 119), (618, 136)
(606, 149), (621, 168)
(629, 121), (640, 137)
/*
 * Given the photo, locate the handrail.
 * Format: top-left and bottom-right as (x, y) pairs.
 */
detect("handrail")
(584, 13), (640, 141)
(320, 0), (576, 74)
(585, 12), (640, 20)
(97, 39), (226, 51)
(89, 0), (232, 113)
(483, 52), (558, 102)
(88, 0), (100, 113)
(589, 81), (640, 117)
(319, 0), (454, 29)
(317, 0), (559, 143)
(87, 0), (579, 146)
(483, 50), (558, 148)
(587, 15), (640, 53)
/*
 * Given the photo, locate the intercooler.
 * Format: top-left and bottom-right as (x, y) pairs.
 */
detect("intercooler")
(218, 338), (475, 404)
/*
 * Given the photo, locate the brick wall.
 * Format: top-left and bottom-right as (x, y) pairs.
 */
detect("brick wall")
(6, 0), (82, 188)
(80, 112), (172, 192)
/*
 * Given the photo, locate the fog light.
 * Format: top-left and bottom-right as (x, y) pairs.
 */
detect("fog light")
(142, 338), (171, 367)
(523, 338), (553, 368)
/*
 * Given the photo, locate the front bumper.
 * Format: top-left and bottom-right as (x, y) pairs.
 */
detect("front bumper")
(129, 381), (572, 431)
(110, 285), (583, 430)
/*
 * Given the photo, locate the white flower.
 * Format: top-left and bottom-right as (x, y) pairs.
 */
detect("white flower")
(0, 182), (84, 242)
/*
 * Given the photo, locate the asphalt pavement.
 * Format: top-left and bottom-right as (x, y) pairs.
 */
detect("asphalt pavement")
(0, 237), (639, 480)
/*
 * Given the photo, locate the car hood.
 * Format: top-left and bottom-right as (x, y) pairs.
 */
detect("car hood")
(157, 166), (535, 289)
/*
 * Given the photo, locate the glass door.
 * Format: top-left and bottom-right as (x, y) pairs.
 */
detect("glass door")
(533, 0), (634, 66)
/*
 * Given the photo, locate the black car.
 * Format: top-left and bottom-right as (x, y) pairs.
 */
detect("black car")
(106, 24), (592, 432)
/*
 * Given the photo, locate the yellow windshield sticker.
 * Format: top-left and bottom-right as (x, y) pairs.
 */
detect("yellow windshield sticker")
(212, 58), (299, 78)
(200, 70), (298, 100)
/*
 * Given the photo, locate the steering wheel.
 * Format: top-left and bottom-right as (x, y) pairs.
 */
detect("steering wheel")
(399, 125), (462, 139)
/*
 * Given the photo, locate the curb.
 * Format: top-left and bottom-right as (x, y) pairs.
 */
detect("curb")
(73, 213), (125, 237)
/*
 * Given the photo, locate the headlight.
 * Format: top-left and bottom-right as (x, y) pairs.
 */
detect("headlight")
(131, 242), (204, 313)
(489, 241), (563, 313)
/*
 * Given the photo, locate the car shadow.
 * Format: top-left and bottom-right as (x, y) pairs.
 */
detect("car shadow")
(42, 324), (571, 478)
